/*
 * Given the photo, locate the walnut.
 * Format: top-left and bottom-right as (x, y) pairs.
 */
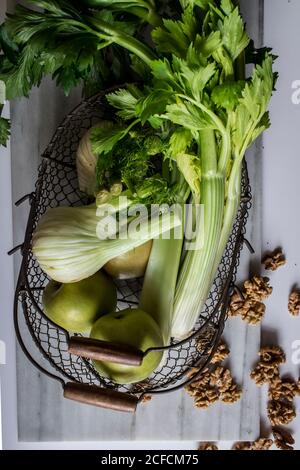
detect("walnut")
(251, 363), (280, 385)
(243, 276), (273, 302)
(228, 292), (245, 317)
(288, 291), (300, 317)
(275, 440), (294, 451)
(240, 299), (266, 325)
(227, 290), (266, 325)
(259, 345), (286, 365)
(194, 388), (220, 409)
(250, 438), (273, 450)
(195, 325), (216, 353)
(186, 364), (241, 408)
(273, 427), (294, 450)
(186, 369), (221, 409)
(262, 249), (286, 271)
(211, 341), (230, 364)
(187, 368), (211, 389)
(297, 378), (300, 395)
(268, 400), (296, 426)
(210, 366), (233, 392)
(141, 394), (152, 403)
(210, 367), (241, 403)
(233, 442), (252, 450)
(221, 384), (242, 403)
(233, 438), (273, 451)
(268, 378), (297, 402)
(198, 443), (218, 451)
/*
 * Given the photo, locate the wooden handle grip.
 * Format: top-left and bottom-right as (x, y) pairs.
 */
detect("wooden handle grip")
(64, 382), (138, 413)
(68, 336), (144, 366)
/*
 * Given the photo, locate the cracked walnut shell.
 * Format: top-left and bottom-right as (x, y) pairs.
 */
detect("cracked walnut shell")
(243, 276), (273, 302)
(262, 249), (286, 271)
(288, 291), (300, 316)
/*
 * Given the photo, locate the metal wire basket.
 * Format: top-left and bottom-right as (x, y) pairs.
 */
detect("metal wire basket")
(11, 91), (252, 412)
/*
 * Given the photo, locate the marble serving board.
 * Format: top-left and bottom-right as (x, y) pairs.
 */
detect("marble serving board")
(11, 0), (262, 442)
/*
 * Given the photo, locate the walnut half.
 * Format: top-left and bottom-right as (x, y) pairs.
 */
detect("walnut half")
(288, 291), (300, 317)
(268, 400), (296, 426)
(273, 427), (295, 451)
(262, 249), (286, 271)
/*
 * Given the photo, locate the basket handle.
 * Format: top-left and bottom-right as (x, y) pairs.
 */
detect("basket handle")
(68, 336), (144, 366)
(64, 382), (138, 412)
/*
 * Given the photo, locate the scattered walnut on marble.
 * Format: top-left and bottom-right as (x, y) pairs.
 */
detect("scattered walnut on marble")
(211, 341), (230, 364)
(297, 378), (300, 396)
(251, 345), (286, 385)
(210, 366), (233, 392)
(268, 377), (297, 402)
(227, 276), (270, 325)
(185, 364), (241, 408)
(227, 292), (245, 317)
(233, 438), (273, 451)
(221, 384), (242, 403)
(240, 299), (266, 325)
(251, 363), (279, 386)
(259, 345), (286, 365)
(268, 400), (296, 426)
(141, 394), (152, 403)
(243, 275), (273, 302)
(272, 427), (295, 451)
(194, 388), (220, 409)
(262, 249), (286, 271)
(233, 442), (252, 450)
(288, 291), (300, 317)
(250, 438), (274, 451)
(198, 443), (219, 451)
(195, 325), (216, 353)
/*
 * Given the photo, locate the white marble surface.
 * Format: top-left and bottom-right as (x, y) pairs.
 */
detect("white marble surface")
(4, 0), (299, 448)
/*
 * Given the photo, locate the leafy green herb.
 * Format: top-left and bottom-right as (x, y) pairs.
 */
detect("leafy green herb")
(0, 117), (10, 146)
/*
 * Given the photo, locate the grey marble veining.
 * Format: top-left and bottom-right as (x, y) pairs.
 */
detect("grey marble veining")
(12, 1), (262, 442)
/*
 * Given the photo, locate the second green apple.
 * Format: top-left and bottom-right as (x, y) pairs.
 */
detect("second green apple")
(43, 271), (117, 334)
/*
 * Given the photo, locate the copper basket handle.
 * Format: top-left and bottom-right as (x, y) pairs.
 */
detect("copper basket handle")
(68, 336), (144, 366)
(64, 382), (138, 412)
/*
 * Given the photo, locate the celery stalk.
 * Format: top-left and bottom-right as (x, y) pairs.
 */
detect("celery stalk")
(139, 231), (184, 345)
(171, 130), (225, 338)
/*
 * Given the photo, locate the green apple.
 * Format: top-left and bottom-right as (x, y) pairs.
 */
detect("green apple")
(43, 271), (117, 334)
(90, 308), (163, 384)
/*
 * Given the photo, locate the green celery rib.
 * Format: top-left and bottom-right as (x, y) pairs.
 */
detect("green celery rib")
(172, 174), (225, 338)
(212, 160), (242, 275)
(171, 130), (225, 338)
(139, 230), (184, 345)
(86, 16), (156, 65)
